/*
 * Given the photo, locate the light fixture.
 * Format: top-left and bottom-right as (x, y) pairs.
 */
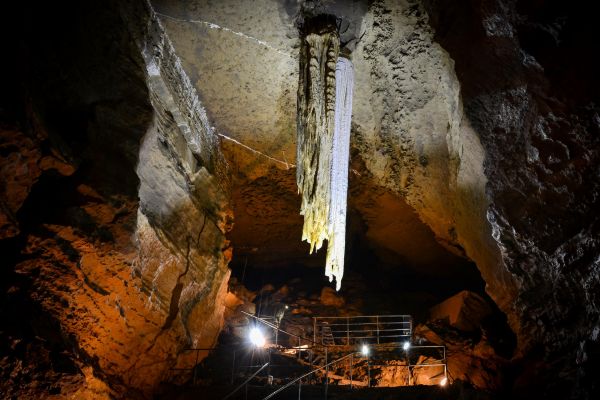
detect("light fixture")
(249, 327), (266, 348)
(440, 377), (448, 387)
(361, 344), (370, 356)
(403, 341), (410, 351)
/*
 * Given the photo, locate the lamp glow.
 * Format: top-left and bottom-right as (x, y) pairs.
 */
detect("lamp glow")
(440, 377), (448, 387)
(249, 327), (266, 348)
(403, 341), (410, 351)
(361, 344), (369, 356)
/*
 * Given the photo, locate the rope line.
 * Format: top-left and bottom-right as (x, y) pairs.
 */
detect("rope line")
(218, 133), (295, 169)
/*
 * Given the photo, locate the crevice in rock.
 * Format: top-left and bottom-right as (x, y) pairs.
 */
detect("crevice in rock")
(162, 214), (208, 331)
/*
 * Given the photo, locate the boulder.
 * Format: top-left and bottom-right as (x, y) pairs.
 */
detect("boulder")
(429, 290), (492, 332)
(320, 287), (345, 307)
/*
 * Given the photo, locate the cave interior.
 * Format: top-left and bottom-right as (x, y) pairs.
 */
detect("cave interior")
(0, 0), (599, 399)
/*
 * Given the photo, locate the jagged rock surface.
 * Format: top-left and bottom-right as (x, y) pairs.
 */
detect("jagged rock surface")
(429, 290), (492, 332)
(1, 1), (232, 397)
(422, 0), (600, 397)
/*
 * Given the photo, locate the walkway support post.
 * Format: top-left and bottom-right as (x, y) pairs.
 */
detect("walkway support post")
(324, 347), (329, 398)
(367, 352), (371, 388)
(350, 352), (353, 389)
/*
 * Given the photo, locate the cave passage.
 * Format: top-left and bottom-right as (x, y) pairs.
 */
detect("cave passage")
(203, 164), (517, 397)
(228, 169), (489, 319)
(3, 0), (597, 398)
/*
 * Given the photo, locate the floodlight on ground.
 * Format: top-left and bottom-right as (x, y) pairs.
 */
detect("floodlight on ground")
(249, 327), (266, 348)
(403, 341), (410, 351)
(361, 344), (370, 356)
(440, 377), (448, 387)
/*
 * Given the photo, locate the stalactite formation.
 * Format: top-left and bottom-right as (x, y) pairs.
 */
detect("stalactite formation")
(297, 16), (353, 290)
(296, 16), (339, 254)
(326, 57), (353, 290)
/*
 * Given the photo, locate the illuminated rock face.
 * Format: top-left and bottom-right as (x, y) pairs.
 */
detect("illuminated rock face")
(422, 1), (600, 396)
(0, 1), (231, 397)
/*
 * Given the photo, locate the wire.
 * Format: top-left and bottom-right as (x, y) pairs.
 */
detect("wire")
(218, 133), (296, 169)
(155, 12), (295, 59)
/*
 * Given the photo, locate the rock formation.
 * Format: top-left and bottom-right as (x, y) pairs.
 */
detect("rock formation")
(429, 290), (492, 332)
(1, 1), (231, 397)
(296, 16), (338, 255)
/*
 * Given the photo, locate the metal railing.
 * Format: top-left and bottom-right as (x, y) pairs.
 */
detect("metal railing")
(262, 352), (358, 400)
(225, 311), (331, 397)
(367, 344), (447, 387)
(169, 312), (447, 397)
(313, 315), (412, 345)
(222, 362), (270, 400)
(260, 345), (448, 399)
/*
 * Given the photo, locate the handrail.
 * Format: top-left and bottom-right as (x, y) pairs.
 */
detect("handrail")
(314, 315), (413, 346)
(315, 315), (411, 319)
(323, 322), (411, 326)
(222, 362), (269, 400)
(261, 352), (358, 400)
(329, 328), (410, 333)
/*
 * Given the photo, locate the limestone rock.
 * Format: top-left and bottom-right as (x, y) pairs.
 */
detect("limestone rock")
(2, 0), (599, 397)
(320, 286), (345, 307)
(1, 0), (232, 396)
(296, 16), (339, 254)
(429, 290), (492, 332)
(0, 128), (42, 239)
(414, 322), (506, 391)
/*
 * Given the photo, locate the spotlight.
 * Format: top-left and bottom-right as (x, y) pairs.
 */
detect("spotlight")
(403, 341), (410, 351)
(361, 344), (370, 356)
(440, 377), (448, 387)
(249, 327), (266, 348)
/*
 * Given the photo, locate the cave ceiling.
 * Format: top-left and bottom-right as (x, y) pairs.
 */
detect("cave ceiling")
(153, 0), (479, 276)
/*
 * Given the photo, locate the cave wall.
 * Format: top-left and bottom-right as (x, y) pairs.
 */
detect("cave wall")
(421, 0), (600, 396)
(350, 0), (517, 320)
(159, 0), (597, 395)
(351, 0), (599, 396)
(1, 0), (232, 397)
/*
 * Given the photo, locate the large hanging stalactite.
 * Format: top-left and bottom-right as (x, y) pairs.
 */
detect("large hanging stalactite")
(297, 16), (339, 254)
(297, 16), (354, 290)
(326, 57), (353, 290)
